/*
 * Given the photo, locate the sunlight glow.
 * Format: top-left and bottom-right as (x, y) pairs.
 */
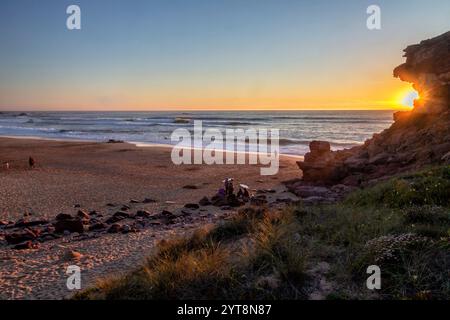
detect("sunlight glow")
(400, 89), (419, 108)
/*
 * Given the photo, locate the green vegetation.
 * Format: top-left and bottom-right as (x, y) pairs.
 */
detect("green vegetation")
(75, 165), (450, 300)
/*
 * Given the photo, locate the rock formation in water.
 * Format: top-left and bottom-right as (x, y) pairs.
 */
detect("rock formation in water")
(296, 31), (450, 187)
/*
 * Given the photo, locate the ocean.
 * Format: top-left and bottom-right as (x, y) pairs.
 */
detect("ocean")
(0, 111), (394, 156)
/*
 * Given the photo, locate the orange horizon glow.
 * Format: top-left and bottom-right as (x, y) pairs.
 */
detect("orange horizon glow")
(0, 80), (415, 112)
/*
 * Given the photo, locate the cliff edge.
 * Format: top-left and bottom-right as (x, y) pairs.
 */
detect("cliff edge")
(295, 31), (450, 189)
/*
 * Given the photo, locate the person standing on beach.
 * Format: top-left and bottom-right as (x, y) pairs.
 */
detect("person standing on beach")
(29, 156), (35, 169)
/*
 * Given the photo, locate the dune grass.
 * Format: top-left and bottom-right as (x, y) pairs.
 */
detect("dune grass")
(75, 165), (450, 300)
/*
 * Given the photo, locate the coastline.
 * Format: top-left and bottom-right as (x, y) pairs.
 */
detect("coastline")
(0, 134), (306, 160)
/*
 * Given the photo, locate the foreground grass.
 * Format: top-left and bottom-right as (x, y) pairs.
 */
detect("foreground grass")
(75, 165), (450, 300)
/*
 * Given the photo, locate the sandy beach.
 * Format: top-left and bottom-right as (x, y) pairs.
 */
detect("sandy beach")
(0, 137), (301, 299)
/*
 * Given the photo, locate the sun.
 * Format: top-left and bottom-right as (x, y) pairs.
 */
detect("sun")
(399, 89), (419, 108)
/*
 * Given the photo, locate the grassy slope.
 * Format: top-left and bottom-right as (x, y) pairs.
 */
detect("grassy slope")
(75, 165), (450, 300)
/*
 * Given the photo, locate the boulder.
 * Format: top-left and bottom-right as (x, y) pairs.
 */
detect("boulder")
(54, 219), (85, 234)
(5, 229), (39, 244)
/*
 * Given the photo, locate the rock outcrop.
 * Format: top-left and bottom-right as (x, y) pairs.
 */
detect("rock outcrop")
(296, 31), (450, 187)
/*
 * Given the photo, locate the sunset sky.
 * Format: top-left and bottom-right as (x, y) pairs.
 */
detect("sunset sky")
(1, 0), (449, 111)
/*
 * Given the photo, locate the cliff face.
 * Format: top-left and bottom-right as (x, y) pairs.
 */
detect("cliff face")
(297, 31), (450, 187)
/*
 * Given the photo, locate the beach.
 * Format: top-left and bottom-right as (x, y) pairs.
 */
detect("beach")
(0, 137), (300, 299)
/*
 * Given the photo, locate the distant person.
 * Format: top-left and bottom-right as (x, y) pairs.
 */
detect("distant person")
(29, 157), (35, 169)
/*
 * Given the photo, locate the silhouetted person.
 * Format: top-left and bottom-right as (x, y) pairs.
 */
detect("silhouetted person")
(29, 157), (35, 169)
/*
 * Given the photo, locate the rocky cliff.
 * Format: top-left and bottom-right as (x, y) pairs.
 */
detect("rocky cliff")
(296, 31), (450, 188)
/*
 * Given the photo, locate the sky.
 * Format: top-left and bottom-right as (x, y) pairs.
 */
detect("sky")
(0, 0), (449, 111)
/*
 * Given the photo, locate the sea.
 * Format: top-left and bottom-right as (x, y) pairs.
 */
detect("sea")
(0, 111), (394, 156)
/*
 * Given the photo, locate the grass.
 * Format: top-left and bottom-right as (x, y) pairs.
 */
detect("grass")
(75, 165), (450, 300)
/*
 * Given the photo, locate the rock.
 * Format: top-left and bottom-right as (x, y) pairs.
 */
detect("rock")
(54, 219), (85, 234)
(250, 197), (268, 206)
(183, 185), (198, 189)
(220, 206), (232, 210)
(89, 222), (107, 231)
(0, 220), (9, 226)
(129, 199), (140, 204)
(161, 210), (174, 217)
(77, 210), (90, 220)
(294, 33), (450, 186)
(55, 213), (73, 221)
(89, 210), (100, 216)
(199, 196), (212, 206)
(181, 209), (196, 216)
(63, 250), (83, 261)
(310, 140), (331, 154)
(143, 198), (157, 203)
(136, 210), (152, 218)
(14, 241), (39, 250)
(120, 205), (130, 211)
(292, 186), (331, 198)
(121, 225), (131, 233)
(106, 211), (130, 224)
(108, 224), (122, 233)
(5, 229), (39, 244)
(14, 219), (49, 228)
(442, 151), (450, 163)
(184, 203), (200, 209)
(74, 204), (81, 208)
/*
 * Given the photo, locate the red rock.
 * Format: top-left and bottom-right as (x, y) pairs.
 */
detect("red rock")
(5, 229), (39, 244)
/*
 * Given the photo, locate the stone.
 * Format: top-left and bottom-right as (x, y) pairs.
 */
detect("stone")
(184, 203), (200, 209)
(63, 250), (83, 261)
(5, 229), (39, 244)
(14, 219), (49, 228)
(136, 210), (151, 218)
(55, 213), (72, 221)
(54, 219), (85, 234)
(77, 210), (90, 220)
(106, 211), (130, 224)
(183, 185), (198, 189)
(129, 199), (140, 204)
(143, 198), (157, 203)
(14, 241), (39, 250)
(108, 224), (122, 233)
(310, 140), (331, 154)
(199, 196), (211, 206)
(89, 222), (107, 231)
(121, 225), (131, 233)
